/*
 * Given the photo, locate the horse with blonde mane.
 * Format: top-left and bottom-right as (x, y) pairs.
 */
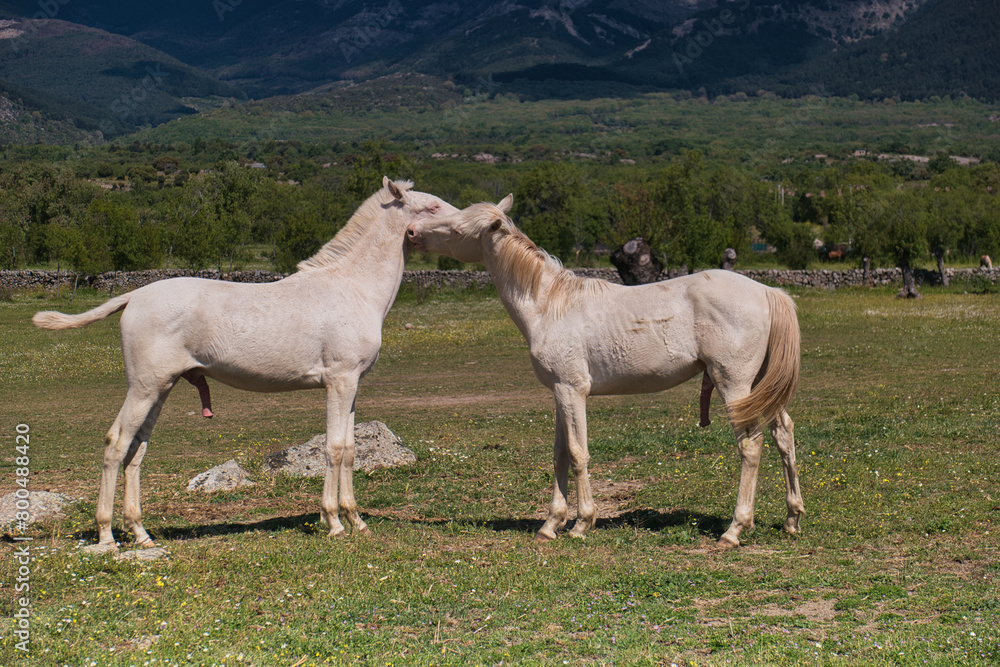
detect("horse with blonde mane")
(406, 197), (804, 547)
(33, 178), (458, 551)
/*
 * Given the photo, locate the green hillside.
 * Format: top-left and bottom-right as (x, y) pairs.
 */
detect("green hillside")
(0, 17), (243, 136)
(128, 76), (1000, 169)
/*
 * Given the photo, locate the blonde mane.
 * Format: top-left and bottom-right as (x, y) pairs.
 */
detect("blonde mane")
(484, 208), (609, 317)
(297, 180), (413, 272)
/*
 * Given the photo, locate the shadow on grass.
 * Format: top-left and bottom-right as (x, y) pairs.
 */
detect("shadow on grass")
(476, 508), (730, 541)
(61, 513), (326, 546)
(57, 507), (734, 546)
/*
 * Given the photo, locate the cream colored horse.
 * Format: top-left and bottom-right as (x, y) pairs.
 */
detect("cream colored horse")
(406, 197), (804, 547)
(34, 178), (458, 550)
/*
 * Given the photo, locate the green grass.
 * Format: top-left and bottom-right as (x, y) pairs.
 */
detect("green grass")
(1, 285), (999, 665)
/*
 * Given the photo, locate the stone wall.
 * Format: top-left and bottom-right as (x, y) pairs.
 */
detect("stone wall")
(4, 266), (1000, 295)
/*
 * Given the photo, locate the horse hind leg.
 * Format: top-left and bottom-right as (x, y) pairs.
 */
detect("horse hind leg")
(770, 409), (805, 535)
(96, 388), (168, 548)
(718, 421), (764, 549)
(121, 393), (170, 546)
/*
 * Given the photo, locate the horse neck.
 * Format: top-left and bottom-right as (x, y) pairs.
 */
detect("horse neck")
(481, 238), (559, 344)
(317, 208), (409, 317)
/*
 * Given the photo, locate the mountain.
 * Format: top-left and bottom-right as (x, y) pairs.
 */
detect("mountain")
(747, 0), (1000, 101)
(0, 14), (244, 136)
(0, 1), (938, 99)
(0, 0), (997, 143)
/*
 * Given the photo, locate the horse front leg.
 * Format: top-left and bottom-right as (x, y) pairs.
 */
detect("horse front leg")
(537, 408), (570, 541)
(718, 422), (764, 548)
(770, 409), (805, 535)
(337, 405), (371, 536)
(321, 379), (364, 538)
(553, 384), (595, 539)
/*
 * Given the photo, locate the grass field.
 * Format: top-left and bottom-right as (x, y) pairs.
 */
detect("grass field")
(1, 283), (999, 666)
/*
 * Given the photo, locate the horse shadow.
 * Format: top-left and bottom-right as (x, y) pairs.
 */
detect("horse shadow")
(70, 513), (326, 545)
(475, 508), (731, 541)
(67, 507), (743, 546)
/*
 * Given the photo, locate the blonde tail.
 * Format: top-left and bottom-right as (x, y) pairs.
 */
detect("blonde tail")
(726, 288), (801, 429)
(32, 293), (132, 330)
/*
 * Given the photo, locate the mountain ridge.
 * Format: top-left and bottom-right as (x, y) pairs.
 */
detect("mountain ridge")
(1, 0), (996, 142)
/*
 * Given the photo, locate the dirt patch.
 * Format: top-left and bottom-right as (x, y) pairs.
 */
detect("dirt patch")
(530, 478), (645, 520)
(754, 598), (838, 622)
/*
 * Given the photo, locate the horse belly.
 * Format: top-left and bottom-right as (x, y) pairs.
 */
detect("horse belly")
(588, 361), (703, 396)
(205, 361), (326, 393)
(584, 321), (701, 396)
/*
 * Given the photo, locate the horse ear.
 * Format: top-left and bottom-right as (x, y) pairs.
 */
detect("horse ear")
(490, 218), (503, 233)
(384, 177), (405, 201)
(497, 194), (513, 213)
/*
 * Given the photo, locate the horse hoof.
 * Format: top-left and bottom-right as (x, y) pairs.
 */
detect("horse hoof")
(534, 531), (556, 543)
(358, 526), (373, 537)
(715, 535), (740, 549)
(329, 530), (347, 539)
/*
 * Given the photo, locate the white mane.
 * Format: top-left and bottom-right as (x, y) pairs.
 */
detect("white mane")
(297, 180), (413, 272)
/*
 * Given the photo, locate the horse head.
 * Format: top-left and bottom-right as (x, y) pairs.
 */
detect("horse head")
(406, 194), (513, 263)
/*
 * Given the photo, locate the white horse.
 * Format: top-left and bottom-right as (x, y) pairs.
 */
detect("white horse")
(406, 197), (804, 547)
(33, 178), (458, 550)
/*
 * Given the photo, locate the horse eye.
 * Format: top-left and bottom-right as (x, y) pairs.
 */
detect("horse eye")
(428, 204), (440, 214)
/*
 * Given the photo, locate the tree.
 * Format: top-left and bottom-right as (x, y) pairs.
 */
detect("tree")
(765, 218), (815, 270)
(855, 188), (928, 298)
(342, 140), (415, 204)
(87, 198), (162, 271)
(174, 162), (264, 270)
(513, 162), (594, 261)
(924, 182), (968, 287)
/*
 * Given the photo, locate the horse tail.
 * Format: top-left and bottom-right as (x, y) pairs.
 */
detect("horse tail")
(726, 288), (801, 430)
(32, 293), (132, 331)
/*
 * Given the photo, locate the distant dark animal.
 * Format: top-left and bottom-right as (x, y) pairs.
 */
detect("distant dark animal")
(720, 247), (737, 271)
(981, 255), (992, 269)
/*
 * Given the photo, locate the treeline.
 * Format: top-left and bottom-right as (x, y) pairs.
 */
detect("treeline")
(1, 139), (999, 281)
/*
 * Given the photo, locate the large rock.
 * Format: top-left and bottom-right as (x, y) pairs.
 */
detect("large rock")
(0, 491), (77, 527)
(186, 459), (255, 493)
(264, 420), (416, 476)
